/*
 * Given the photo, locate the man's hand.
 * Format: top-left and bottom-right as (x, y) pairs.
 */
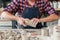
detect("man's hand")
(17, 17), (27, 26)
(30, 18), (40, 25)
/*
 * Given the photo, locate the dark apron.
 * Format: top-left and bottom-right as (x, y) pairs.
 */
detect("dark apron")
(19, 6), (43, 29)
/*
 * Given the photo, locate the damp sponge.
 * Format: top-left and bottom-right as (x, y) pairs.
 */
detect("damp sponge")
(25, 19), (38, 27)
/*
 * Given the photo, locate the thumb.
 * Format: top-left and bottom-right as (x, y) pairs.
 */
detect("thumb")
(22, 21), (27, 26)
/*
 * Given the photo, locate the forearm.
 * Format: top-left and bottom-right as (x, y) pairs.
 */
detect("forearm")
(1, 11), (19, 21)
(39, 14), (58, 22)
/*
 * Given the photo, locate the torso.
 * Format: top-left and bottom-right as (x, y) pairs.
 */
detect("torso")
(18, 0), (43, 16)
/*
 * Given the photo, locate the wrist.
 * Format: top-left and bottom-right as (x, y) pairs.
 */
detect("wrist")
(39, 18), (44, 23)
(16, 16), (24, 21)
(15, 16), (20, 21)
(38, 19), (41, 23)
(39, 18), (46, 22)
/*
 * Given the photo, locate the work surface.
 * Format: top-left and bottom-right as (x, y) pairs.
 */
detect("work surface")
(0, 25), (59, 40)
(0, 29), (51, 40)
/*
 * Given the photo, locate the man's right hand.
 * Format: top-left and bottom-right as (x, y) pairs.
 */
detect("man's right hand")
(17, 17), (27, 26)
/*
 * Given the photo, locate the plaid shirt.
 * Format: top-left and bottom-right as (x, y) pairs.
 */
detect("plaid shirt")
(3, 0), (57, 16)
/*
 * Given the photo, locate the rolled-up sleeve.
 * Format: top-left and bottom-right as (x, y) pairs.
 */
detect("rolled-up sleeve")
(3, 0), (19, 13)
(43, 0), (58, 15)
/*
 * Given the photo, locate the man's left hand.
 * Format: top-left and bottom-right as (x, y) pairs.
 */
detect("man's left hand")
(30, 18), (40, 25)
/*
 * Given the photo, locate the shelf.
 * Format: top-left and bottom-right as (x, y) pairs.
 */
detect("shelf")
(55, 8), (60, 11)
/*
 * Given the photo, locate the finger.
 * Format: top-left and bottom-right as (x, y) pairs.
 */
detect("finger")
(31, 18), (36, 22)
(18, 21), (26, 26)
(22, 23), (27, 26)
(22, 21), (27, 26)
(33, 20), (38, 25)
(33, 19), (39, 25)
(33, 18), (38, 22)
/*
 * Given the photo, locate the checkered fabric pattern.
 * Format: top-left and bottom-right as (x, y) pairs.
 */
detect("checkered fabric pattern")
(3, 0), (57, 16)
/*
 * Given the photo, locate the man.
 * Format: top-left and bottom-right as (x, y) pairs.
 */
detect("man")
(1, 0), (58, 29)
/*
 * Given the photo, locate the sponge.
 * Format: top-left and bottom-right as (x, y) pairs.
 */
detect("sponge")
(25, 19), (37, 27)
